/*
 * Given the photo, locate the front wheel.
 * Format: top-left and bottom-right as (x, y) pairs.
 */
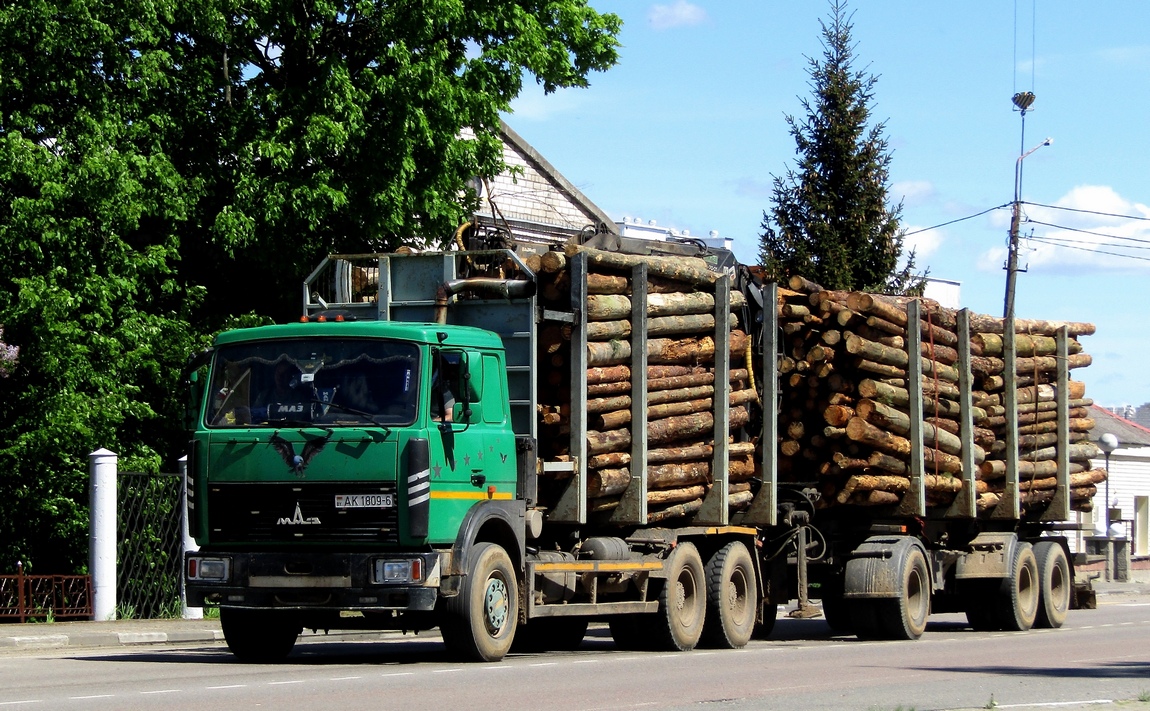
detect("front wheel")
(441, 542), (519, 662)
(220, 608), (301, 663)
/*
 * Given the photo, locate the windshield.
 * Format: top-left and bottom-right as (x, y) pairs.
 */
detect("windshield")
(206, 338), (420, 428)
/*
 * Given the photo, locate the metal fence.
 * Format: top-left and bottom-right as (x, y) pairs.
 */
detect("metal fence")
(0, 562), (92, 622)
(118, 471), (184, 619)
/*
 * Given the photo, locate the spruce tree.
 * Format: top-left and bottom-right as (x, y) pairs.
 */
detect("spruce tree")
(759, 0), (923, 293)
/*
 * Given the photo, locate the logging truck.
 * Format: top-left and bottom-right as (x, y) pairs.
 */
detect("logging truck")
(183, 231), (1098, 662)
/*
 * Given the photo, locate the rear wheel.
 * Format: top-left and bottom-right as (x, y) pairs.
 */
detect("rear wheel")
(997, 542), (1039, 632)
(875, 544), (930, 640)
(441, 542), (518, 661)
(702, 542), (757, 648)
(1033, 540), (1070, 629)
(965, 542), (1039, 632)
(653, 542), (706, 651)
(220, 608), (301, 663)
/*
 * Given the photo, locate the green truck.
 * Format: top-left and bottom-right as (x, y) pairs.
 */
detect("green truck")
(184, 238), (1092, 662)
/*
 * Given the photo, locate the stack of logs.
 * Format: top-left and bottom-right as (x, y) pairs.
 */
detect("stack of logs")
(778, 275), (1104, 514)
(530, 245), (760, 523)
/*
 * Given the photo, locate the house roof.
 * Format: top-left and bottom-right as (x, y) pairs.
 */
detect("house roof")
(497, 121), (618, 234)
(1089, 404), (1150, 448)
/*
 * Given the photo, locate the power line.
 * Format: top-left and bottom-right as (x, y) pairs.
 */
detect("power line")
(1027, 235), (1150, 263)
(903, 204), (1011, 237)
(1022, 201), (1150, 222)
(1025, 220), (1150, 247)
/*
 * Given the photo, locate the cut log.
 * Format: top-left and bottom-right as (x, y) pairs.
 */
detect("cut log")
(966, 313), (1096, 337)
(844, 333), (960, 383)
(972, 332), (1083, 357)
(854, 398), (985, 463)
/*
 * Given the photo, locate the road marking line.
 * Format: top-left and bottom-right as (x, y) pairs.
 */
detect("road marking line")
(0, 702), (41, 707)
(480, 665), (511, 670)
(69, 696), (113, 700)
(381, 672), (414, 677)
(268, 680), (304, 685)
(530, 662), (558, 667)
(329, 676), (361, 681)
(206, 685), (247, 690)
(140, 689), (181, 694)
(991, 700), (1112, 709)
(433, 668), (462, 673)
(572, 659), (600, 664)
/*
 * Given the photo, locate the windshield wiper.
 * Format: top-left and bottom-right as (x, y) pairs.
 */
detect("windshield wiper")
(312, 399), (393, 428)
(258, 417), (317, 429)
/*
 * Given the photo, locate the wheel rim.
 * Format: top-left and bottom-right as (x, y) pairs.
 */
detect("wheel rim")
(1049, 558), (1068, 610)
(483, 575), (509, 636)
(728, 567), (749, 618)
(676, 567), (700, 628)
(1017, 560), (1037, 613)
(907, 560), (927, 629)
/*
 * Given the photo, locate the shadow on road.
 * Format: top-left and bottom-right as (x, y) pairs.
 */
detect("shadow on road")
(907, 660), (1150, 679)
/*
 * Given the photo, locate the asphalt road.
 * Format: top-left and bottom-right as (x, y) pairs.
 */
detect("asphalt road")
(2, 596), (1148, 711)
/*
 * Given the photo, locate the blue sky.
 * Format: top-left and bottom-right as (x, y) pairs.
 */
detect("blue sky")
(505, 0), (1150, 411)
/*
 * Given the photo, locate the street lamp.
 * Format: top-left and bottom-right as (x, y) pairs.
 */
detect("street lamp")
(1098, 432), (1118, 582)
(1003, 91), (1052, 319)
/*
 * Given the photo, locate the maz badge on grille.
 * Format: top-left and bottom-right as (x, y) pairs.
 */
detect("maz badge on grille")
(277, 501), (321, 526)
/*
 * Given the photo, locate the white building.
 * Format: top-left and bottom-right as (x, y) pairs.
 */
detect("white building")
(1087, 405), (1150, 558)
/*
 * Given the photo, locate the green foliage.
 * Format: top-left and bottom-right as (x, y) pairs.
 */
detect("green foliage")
(0, 0), (620, 574)
(759, 0), (924, 294)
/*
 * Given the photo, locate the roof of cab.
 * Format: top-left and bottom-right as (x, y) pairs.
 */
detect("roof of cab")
(213, 320), (505, 350)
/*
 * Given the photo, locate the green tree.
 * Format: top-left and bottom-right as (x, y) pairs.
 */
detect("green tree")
(0, 0), (621, 573)
(174, 0), (622, 322)
(759, 0), (923, 293)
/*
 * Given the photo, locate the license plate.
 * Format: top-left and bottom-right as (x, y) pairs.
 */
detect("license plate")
(334, 493), (394, 509)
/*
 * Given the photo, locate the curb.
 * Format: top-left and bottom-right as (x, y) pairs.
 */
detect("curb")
(0, 629), (225, 651)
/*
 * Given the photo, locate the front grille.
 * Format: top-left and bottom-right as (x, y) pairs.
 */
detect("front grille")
(207, 482), (399, 544)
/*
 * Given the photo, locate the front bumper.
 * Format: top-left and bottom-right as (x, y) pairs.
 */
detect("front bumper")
(185, 550), (441, 612)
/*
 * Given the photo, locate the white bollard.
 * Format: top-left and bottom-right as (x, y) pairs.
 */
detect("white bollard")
(179, 455), (203, 619)
(89, 448), (118, 621)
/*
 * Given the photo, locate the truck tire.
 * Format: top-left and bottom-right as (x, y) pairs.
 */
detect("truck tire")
(964, 542), (1039, 632)
(997, 541), (1040, 632)
(220, 608), (301, 663)
(440, 542), (518, 662)
(1033, 540), (1070, 629)
(701, 541), (757, 648)
(653, 541), (706, 651)
(875, 544), (930, 640)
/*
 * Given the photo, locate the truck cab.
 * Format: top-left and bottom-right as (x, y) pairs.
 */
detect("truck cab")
(184, 319), (522, 660)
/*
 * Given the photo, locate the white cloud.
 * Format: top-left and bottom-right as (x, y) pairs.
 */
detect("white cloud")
(648, 1), (707, 31)
(892, 180), (936, 207)
(902, 226), (943, 260)
(977, 184), (1150, 272)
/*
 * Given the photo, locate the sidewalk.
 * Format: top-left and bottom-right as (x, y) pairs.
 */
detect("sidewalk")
(4, 571), (1148, 653)
(0, 615), (409, 652)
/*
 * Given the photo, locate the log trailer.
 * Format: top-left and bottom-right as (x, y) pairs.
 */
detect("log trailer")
(183, 233), (1094, 662)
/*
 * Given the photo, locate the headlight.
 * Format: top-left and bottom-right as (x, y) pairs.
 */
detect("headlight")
(373, 558), (424, 584)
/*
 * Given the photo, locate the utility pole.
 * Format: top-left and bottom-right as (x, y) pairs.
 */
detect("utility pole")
(1003, 91), (1051, 319)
